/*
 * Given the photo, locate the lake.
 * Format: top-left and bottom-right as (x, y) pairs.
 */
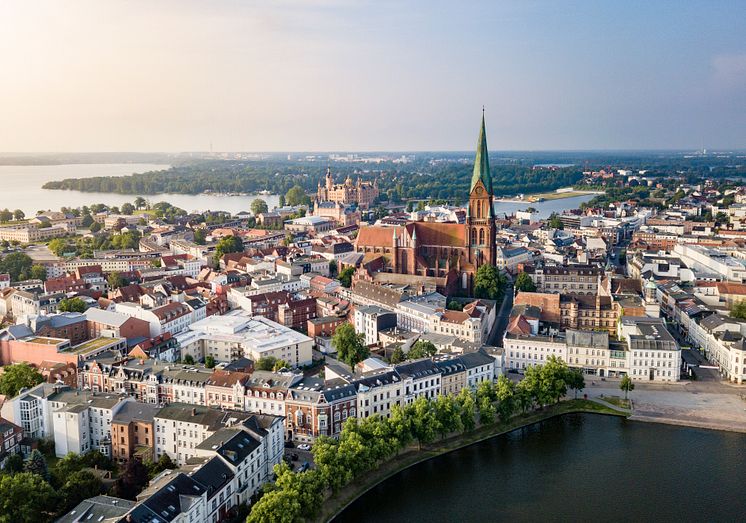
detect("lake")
(335, 414), (746, 523)
(492, 194), (594, 219)
(0, 163), (590, 217)
(0, 164), (280, 215)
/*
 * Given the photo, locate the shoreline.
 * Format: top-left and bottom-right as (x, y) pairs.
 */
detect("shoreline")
(319, 399), (626, 523)
(629, 414), (746, 434)
(494, 189), (602, 203)
(321, 396), (746, 522)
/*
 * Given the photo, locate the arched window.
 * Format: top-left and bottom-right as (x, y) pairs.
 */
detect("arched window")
(477, 201), (482, 218)
(479, 228), (485, 245)
(470, 228), (477, 245)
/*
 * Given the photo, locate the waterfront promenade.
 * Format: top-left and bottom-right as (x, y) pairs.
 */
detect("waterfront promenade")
(582, 378), (746, 433)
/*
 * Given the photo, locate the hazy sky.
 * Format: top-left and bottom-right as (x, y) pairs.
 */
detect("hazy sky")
(1, 0), (745, 152)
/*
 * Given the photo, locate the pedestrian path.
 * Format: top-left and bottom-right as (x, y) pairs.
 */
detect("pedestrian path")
(587, 396), (632, 414)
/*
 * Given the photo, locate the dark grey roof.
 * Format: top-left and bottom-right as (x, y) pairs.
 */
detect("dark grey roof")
(394, 359), (440, 379)
(196, 428), (261, 467)
(458, 350), (495, 369)
(0, 324), (34, 340)
(321, 383), (357, 402)
(352, 370), (400, 390)
(189, 456), (234, 499)
(112, 401), (160, 424)
(565, 329), (609, 349)
(222, 357), (254, 372)
(155, 403), (250, 430)
(434, 359), (466, 376)
(125, 473), (206, 523)
(56, 495), (134, 523)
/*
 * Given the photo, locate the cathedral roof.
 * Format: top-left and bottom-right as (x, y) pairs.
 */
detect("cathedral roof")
(471, 111), (493, 195)
(406, 222), (465, 247)
(356, 226), (397, 247)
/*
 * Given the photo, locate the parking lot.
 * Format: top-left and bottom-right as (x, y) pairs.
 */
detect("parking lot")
(284, 444), (314, 472)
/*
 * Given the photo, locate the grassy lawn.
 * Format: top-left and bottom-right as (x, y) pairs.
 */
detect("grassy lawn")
(315, 399), (626, 523)
(600, 395), (631, 409)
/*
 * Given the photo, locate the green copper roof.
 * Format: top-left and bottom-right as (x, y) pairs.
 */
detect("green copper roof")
(470, 112), (493, 194)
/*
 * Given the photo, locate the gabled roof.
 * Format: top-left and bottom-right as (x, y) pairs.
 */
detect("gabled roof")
(458, 349), (495, 368)
(190, 456), (234, 497)
(56, 495), (134, 523)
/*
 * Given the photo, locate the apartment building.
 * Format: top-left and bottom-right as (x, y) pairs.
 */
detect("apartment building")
(529, 264), (602, 295)
(396, 295), (495, 345)
(110, 401), (160, 463)
(285, 381), (357, 443)
(244, 370), (303, 417)
(114, 302), (195, 337)
(673, 243), (746, 282)
(154, 404), (253, 465)
(49, 389), (133, 457)
(619, 317), (681, 382)
(177, 311), (313, 367)
(354, 305), (398, 346)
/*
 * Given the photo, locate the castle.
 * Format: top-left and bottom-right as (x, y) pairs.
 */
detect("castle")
(354, 113), (497, 292)
(316, 168), (379, 209)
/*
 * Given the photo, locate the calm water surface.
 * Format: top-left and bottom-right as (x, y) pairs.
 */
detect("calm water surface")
(0, 164), (279, 215)
(492, 194), (594, 219)
(0, 163), (589, 217)
(335, 414), (746, 523)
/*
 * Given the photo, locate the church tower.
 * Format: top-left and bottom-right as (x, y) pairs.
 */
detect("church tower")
(466, 110), (496, 269)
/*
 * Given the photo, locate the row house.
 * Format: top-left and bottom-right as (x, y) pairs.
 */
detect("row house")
(154, 403), (253, 465)
(46, 388), (133, 457)
(352, 370), (404, 419)
(285, 381), (357, 443)
(244, 370), (303, 417)
(193, 414), (284, 507)
(111, 401), (160, 463)
(11, 289), (65, 317)
(78, 358), (214, 406)
(123, 413), (283, 523)
(205, 370), (252, 411)
(505, 318), (681, 382)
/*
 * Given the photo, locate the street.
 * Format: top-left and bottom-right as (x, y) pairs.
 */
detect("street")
(487, 283), (513, 347)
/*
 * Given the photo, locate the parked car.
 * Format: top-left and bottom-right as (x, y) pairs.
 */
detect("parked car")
(298, 443), (311, 451)
(298, 462), (310, 472)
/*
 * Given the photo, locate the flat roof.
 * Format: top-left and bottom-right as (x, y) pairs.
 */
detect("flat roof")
(66, 337), (124, 355)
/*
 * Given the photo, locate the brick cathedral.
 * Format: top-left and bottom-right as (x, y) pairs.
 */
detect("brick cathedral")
(355, 113), (496, 291)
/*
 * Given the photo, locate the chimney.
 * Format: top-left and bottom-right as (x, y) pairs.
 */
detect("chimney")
(191, 407), (197, 416)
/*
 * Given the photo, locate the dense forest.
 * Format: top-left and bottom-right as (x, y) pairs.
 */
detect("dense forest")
(41, 151), (745, 204)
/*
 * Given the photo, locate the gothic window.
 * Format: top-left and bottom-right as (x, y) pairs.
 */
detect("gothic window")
(477, 201), (482, 218)
(470, 228), (477, 245)
(479, 228), (485, 245)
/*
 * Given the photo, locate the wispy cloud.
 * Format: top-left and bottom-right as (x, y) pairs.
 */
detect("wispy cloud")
(711, 53), (746, 91)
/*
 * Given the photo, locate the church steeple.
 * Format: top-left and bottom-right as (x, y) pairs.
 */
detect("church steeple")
(466, 109), (496, 272)
(470, 109), (493, 195)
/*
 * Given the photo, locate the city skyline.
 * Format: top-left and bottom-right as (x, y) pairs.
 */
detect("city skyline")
(1, 0), (745, 152)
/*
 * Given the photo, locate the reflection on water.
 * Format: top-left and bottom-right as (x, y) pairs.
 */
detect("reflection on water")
(0, 164), (279, 215)
(335, 414), (746, 523)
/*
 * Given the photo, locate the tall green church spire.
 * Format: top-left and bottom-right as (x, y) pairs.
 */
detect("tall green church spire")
(470, 109), (493, 195)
